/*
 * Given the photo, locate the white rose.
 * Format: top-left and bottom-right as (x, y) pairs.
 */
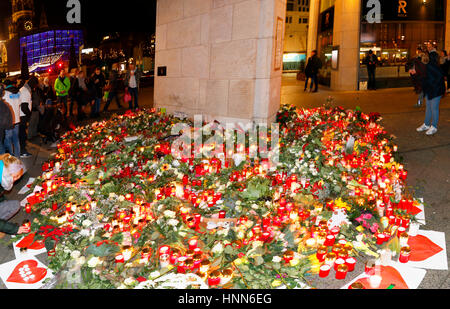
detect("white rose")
(124, 277), (136, 286)
(76, 256), (86, 265)
(272, 256), (282, 263)
(70, 250), (81, 259)
(163, 210), (176, 218)
(118, 195), (126, 202)
(82, 219), (93, 227)
(167, 219), (179, 226)
(80, 229), (90, 237)
(87, 257), (102, 268)
(211, 242), (224, 254)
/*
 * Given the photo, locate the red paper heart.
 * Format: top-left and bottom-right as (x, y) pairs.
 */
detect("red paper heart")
(408, 205), (422, 216)
(408, 234), (443, 262)
(6, 260), (47, 284)
(354, 265), (409, 289)
(15, 234), (45, 250)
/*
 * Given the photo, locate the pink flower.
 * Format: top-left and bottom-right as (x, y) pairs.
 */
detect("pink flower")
(370, 223), (379, 233)
(363, 213), (372, 220)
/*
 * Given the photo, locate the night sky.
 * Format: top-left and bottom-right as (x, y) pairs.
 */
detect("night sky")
(1, 0), (157, 44)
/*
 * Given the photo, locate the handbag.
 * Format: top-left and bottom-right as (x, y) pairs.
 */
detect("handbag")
(124, 90), (132, 103)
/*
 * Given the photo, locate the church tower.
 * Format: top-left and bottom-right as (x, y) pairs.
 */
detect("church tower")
(9, 0), (34, 39)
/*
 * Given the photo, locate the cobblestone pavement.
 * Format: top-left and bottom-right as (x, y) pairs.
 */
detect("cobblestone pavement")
(1, 79), (448, 289)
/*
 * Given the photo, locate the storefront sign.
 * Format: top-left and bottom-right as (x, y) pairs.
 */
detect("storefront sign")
(361, 0), (444, 22)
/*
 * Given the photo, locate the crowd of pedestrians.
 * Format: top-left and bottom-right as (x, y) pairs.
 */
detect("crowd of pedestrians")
(0, 62), (143, 158)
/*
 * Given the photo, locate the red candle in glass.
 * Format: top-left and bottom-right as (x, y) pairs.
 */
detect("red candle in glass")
(376, 233), (386, 245)
(316, 246), (328, 262)
(324, 234), (335, 246)
(194, 213), (201, 225)
(218, 210), (226, 219)
(159, 245), (171, 256)
(335, 264), (348, 280)
(334, 258), (345, 271)
(188, 238), (198, 250)
(115, 254), (125, 263)
(399, 246), (411, 263)
(25, 204), (31, 214)
(319, 264), (331, 278)
(345, 257), (356, 272)
(330, 227), (340, 235)
(397, 226), (406, 238)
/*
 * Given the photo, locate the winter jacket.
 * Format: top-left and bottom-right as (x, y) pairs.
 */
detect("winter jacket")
(108, 69), (120, 92)
(0, 218), (19, 234)
(0, 98), (13, 132)
(19, 83), (32, 119)
(411, 57), (427, 94)
(91, 72), (106, 98)
(2, 86), (21, 125)
(364, 54), (379, 70)
(54, 76), (71, 97)
(305, 55), (322, 77)
(423, 63), (446, 100)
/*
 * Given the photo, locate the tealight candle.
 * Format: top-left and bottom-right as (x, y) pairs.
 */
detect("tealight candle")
(218, 210), (226, 219)
(399, 232), (409, 247)
(208, 270), (222, 286)
(324, 252), (337, 267)
(115, 254), (125, 263)
(324, 234), (335, 246)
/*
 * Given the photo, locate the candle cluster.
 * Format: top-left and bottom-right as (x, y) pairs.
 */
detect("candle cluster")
(21, 106), (421, 289)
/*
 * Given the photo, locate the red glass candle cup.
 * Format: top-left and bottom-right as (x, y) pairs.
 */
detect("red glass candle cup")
(319, 264), (331, 278)
(335, 264), (348, 280)
(399, 246), (411, 263)
(218, 210), (226, 219)
(316, 246), (328, 262)
(334, 258), (345, 271)
(345, 257), (356, 272)
(376, 233), (386, 245)
(324, 234), (335, 246)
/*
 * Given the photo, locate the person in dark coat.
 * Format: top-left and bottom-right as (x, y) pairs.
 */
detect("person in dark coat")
(439, 50), (450, 91)
(103, 63), (123, 112)
(364, 50), (379, 90)
(304, 50), (322, 92)
(90, 67), (106, 118)
(409, 51), (428, 108)
(72, 70), (88, 121)
(0, 84), (13, 155)
(417, 51), (446, 136)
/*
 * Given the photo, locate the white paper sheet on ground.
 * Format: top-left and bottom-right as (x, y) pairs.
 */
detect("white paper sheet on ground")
(415, 198), (426, 225)
(19, 185), (42, 207)
(405, 230), (447, 270)
(12, 237), (48, 260)
(0, 257), (53, 289)
(341, 262), (426, 289)
(17, 178), (35, 195)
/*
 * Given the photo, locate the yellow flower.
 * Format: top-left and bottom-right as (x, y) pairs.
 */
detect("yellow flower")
(334, 198), (351, 210)
(289, 258), (300, 267)
(161, 164), (170, 171)
(308, 255), (321, 274)
(271, 280), (283, 288)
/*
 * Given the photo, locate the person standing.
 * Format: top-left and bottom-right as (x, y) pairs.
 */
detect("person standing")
(72, 70), (88, 121)
(409, 51), (428, 108)
(304, 51), (322, 93)
(439, 50), (450, 92)
(124, 63), (142, 109)
(2, 80), (21, 158)
(417, 51), (445, 136)
(103, 63), (123, 112)
(18, 76), (38, 158)
(364, 50), (379, 90)
(0, 84), (13, 155)
(90, 67), (106, 118)
(54, 69), (71, 118)
(68, 68), (79, 117)
(27, 78), (42, 139)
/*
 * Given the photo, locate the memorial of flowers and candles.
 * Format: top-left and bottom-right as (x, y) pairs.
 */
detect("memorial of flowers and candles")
(15, 105), (429, 289)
